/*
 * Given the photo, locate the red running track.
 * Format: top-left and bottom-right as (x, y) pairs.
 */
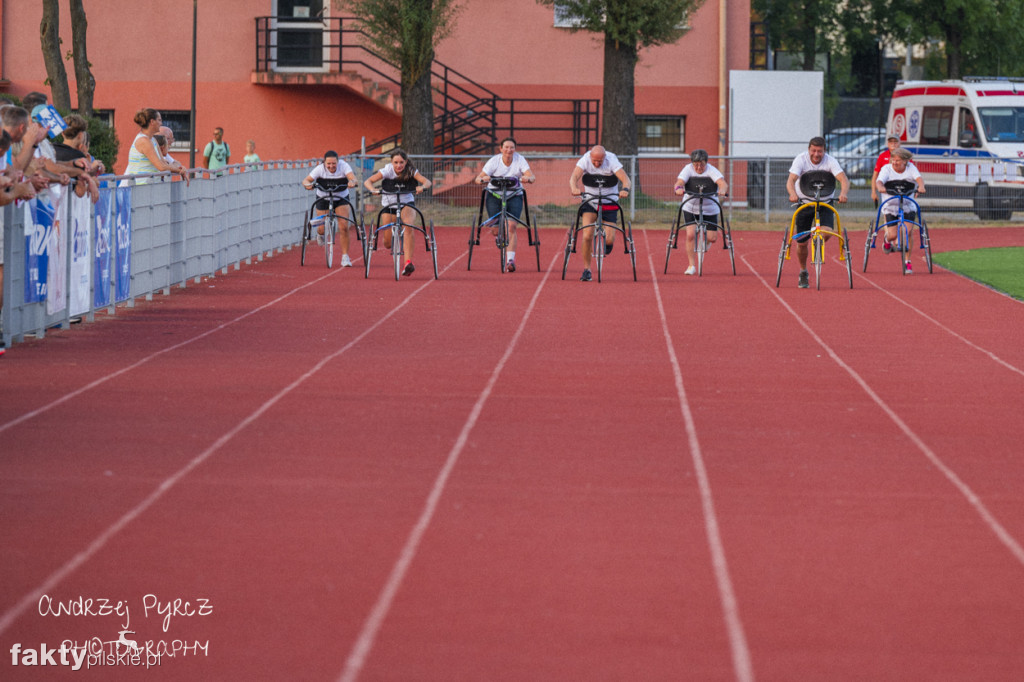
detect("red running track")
(1, 225), (1023, 681)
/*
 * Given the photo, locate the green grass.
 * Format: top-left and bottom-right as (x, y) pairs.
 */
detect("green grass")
(932, 247), (1024, 300)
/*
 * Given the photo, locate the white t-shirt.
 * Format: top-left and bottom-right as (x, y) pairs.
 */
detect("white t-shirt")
(676, 163), (725, 215)
(789, 151), (844, 201)
(877, 162), (922, 212)
(308, 159), (354, 199)
(576, 151), (623, 198)
(379, 163), (417, 206)
(482, 152), (530, 193)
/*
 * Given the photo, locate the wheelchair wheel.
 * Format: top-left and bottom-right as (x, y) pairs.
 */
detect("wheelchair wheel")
(723, 219), (736, 275)
(561, 227), (574, 280)
(627, 222), (637, 281)
(364, 224), (374, 278)
(392, 224), (402, 281)
(498, 214), (509, 273)
(594, 228), (605, 283)
(863, 221), (876, 273)
(811, 235), (824, 290)
(696, 223), (707, 277)
(897, 220), (910, 276)
(843, 228), (853, 289)
(530, 217), (542, 271)
(467, 214), (479, 271)
(921, 219), (933, 273)
(664, 217), (679, 274)
(429, 221), (439, 279)
(775, 233), (789, 288)
(325, 215), (336, 269)
(300, 215), (310, 266)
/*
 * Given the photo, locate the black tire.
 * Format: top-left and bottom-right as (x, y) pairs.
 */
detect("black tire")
(498, 215), (508, 273)
(467, 215), (478, 270)
(325, 215), (335, 269)
(724, 220), (736, 275)
(531, 218), (541, 271)
(863, 222), (875, 273)
(813, 237), (823, 290)
(664, 217), (679, 274)
(628, 223), (637, 281)
(393, 225), (402, 281)
(843, 228), (853, 289)
(594, 229), (605, 283)
(696, 223), (707, 277)
(775, 234), (788, 288)
(922, 219), (933, 273)
(301, 216), (310, 266)
(430, 221), (439, 279)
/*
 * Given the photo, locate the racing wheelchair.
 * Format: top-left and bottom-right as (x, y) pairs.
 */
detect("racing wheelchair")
(664, 176), (736, 276)
(467, 177), (541, 273)
(776, 170), (853, 290)
(300, 178), (364, 269)
(561, 174), (637, 282)
(364, 178), (439, 280)
(863, 179), (933, 274)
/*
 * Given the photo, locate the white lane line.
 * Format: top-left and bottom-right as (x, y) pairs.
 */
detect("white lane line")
(338, 246), (562, 682)
(643, 230), (755, 682)
(0, 253), (365, 435)
(850, 263), (1024, 378)
(0, 252), (460, 637)
(743, 252), (1024, 568)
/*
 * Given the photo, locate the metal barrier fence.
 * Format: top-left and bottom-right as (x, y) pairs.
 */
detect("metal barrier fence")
(1, 160), (316, 347)
(2, 152), (1007, 348)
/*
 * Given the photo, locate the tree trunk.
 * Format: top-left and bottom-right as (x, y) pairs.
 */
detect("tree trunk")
(401, 60), (435, 156)
(601, 34), (638, 157)
(40, 0), (72, 111)
(70, 0), (95, 116)
(945, 27), (963, 79)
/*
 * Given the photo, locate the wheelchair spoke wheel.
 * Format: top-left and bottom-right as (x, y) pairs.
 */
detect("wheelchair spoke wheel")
(724, 221), (736, 275)
(531, 218), (542, 271)
(628, 223), (637, 281)
(467, 215), (478, 270)
(364, 225), (374, 278)
(863, 222), (875, 272)
(843, 228), (854, 289)
(300, 217), (310, 266)
(813, 238), (823, 290)
(429, 221), (439, 279)
(594, 229), (605, 283)
(499, 215), (509, 273)
(561, 228), (573, 280)
(393, 225), (402, 281)
(664, 217), (679, 274)
(922, 220), (933, 273)
(775, 234), (788, 288)
(325, 216), (336, 269)
(696, 223), (707, 277)
(898, 220), (909, 275)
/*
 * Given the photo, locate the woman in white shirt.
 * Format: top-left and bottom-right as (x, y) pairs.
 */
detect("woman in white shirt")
(474, 137), (535, 272)
(364, 149), (431, 276)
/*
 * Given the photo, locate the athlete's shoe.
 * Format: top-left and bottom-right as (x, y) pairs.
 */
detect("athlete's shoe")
(684, 265), (696, 275)
(798, 270), (809, 288)
(905, 260), (913, 273)
(580, 268), (592, 282)
(341, 254), (353, 267)
(402, 261), (415, 276)
(506, 260), (516, 273)
(883, 239), (893, 254)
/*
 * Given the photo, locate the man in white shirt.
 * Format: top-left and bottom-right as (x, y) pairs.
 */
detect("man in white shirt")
(785, 136), (850, 288)
(569, 145), (631, 281)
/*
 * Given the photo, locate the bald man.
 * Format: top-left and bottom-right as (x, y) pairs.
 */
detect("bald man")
(569, 145), (631, 281)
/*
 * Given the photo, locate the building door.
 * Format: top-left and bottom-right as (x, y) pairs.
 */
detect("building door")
(271, 0), (327, 71)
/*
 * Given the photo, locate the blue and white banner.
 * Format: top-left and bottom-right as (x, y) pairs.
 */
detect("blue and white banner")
(23, 195), (54, 304)
(93, 187), (113, 308)
(114, 186), (131, 302)
(69, 192), (92, 316)
(46, 187), (67, 316)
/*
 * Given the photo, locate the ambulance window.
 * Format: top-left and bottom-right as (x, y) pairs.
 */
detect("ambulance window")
(920, 107), (953, 145)
(978, 107), (1024, 143)
(957, 108), (981, 148)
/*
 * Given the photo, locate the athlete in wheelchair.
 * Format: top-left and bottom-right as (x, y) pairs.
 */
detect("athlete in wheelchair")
(300, 150), (361, 269)
(665, 149), (735, 276)
(468, 137), (541, 273)
(564, 145), (637, 282)
(780, 137), (851, 289)
(362, 149), (438, 280)
(864, 147), (932, 274)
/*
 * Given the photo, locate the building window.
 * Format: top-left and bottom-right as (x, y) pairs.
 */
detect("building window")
(638, 116), (685, 153)
(160, 111), (192, 151)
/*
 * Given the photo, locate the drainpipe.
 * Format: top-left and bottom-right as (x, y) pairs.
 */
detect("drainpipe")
(718, 0), (727, 158)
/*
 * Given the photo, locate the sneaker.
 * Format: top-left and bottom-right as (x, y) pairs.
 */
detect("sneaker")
(684, 265), (696, 275)
(798, 270), (809, 288)
(882, 239), (893, 254)
(580, 268), (592, 282)
(341, 254), (353, 267)
(316, 234), (325, 246)
(506, 260), (516, 273)
(905, 260), (913, 273)
(605, 243), (614, 256)
(402, 261), (415, 277)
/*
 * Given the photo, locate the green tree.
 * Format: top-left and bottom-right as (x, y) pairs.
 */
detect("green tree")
(537, 0), (705, 156)
(345, 0), (461, 155)
(752, 0), (842, 71)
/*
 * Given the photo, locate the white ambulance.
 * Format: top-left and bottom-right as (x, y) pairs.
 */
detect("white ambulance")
(887, 77), (1024, 219)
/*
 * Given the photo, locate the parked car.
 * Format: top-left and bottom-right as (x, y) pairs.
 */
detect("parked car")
(825, 127), (883, 153)
(833, 131), (887, 177)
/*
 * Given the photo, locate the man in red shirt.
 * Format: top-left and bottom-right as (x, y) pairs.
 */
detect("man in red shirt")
(871, 134), (901, 204)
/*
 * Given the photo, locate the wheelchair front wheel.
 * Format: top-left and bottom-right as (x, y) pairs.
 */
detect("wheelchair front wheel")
(429, 221), (439, 279)
(325, 215), (336, 269)
(775, 233), (789, 288)
(843, 228), (854, 289)
(467, 214), (479, 270)
(812, 234), (824, 290)
(300, 216), (310, 267)
(863, 221), (876, 273)
(392, 224), (402, 281)
(922, 219), (933, 273)
(594, 228), (605, 283)
(723, 220), (736, 275)
(696, 223), (708, 277)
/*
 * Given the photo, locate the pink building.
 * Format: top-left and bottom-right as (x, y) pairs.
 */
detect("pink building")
(0, 0), (750, 169)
